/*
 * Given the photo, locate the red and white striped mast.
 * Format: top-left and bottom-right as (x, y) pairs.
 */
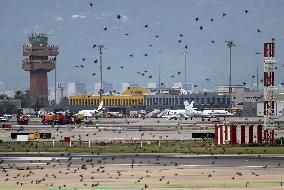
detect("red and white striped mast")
(263, 41), (276, 130)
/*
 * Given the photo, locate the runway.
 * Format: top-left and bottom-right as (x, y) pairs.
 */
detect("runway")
(1, 153), (284, 168)
(0, 153), (284, 190)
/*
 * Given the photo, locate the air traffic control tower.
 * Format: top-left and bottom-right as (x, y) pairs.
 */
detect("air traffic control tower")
(22, 33), (59, 107)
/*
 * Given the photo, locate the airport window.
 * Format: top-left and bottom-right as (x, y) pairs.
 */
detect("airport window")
(227, 98), (230, 104)
(207, 98), (210, 104)
(217, 98), (221, 104)
(180, 98), (184, 105)
(222, 98), (226, 104)
(175, 98), (178, 105)
(195, 98), (199, 104)
(159, 98), (162, 105)
(212, 98), (215, 104)
(201, 98), (204, 104)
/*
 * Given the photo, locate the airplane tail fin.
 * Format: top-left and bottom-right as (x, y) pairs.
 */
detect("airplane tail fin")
(97, 101), (103, 111)
(184, 100), (194, 110)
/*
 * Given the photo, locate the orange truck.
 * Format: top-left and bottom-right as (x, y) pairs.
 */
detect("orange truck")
(42, 113), (82, 125)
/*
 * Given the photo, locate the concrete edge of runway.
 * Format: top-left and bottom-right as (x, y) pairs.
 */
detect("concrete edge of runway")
(1, 152), (284, 157)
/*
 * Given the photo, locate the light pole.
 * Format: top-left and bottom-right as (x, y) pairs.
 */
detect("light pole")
(255, 52), (262, 91)
(94, 44), (104, 103)
(158, 50), (163, 89)
(183, 52), (188, 85)
(225, 41), (236, 111)
(54, 60), (57, 108)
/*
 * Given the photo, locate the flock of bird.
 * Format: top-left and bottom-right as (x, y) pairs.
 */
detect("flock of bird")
(0, 151), (282, 189)
(70, 2), (275, 90)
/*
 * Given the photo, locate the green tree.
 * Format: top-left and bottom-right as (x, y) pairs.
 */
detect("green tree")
(32, 97), (44, 113)
(14, 89), (30, 108)
(0, 100), (17, 114)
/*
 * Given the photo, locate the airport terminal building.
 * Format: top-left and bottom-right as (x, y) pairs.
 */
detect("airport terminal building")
(68, 87), (231, 115)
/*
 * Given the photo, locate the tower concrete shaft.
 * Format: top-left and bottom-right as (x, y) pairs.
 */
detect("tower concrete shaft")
(22, 33), (59, 107)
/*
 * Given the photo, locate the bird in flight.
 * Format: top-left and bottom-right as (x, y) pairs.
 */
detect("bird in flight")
(144, 24), (148, 28)
(116, 14), (121, 19)
(257, 29), (261, 33)
(107, 66), (111, 70)
(245, 10), (249, 14)
(89, 3), (93, 7)
(200, 26), (203, 30)
(195, 17), (199, 22)
(223, 13), (226, 17)
(82, 58), (86, 62)
(210, 18), (214, 22)
(104, 27), (108, 31)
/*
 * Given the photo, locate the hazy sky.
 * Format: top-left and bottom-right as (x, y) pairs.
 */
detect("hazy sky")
(0, 0), (283, 92)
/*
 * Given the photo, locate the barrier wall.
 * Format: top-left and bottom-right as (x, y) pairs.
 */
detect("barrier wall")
(215, 124), (274, 145)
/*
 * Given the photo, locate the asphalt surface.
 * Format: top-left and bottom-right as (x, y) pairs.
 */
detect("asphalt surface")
(1, 153), (284, 169)
(1, 117), (284, 142)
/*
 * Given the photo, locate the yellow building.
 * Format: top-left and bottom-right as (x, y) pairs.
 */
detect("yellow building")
(68, 87), (149, 107)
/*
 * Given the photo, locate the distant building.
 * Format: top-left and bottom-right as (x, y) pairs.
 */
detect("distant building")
(95, 81), (113, 95)
(56, 82), (67, 103)
(173, 82), (193, 91)
(145, 91), (230, 110)
(217, 85), (263, 107)
(68, 87), (149, 114)
(67, 82), (87, 96)
(148, 82), (167, 88)
(121, 82), (139, 92)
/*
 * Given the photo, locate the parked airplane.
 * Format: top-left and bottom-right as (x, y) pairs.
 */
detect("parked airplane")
(162, 101), (194, 119)
(78, 101), (104, 119)
(183, 102), (233, 120)
(162, 101), (233, 120)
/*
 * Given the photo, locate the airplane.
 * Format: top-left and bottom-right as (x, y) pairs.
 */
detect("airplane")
(162, 101), (233, 120)
(77, 101), (104, 119)
(162, 101), (194, 119)
(183, 102), (234, 120)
